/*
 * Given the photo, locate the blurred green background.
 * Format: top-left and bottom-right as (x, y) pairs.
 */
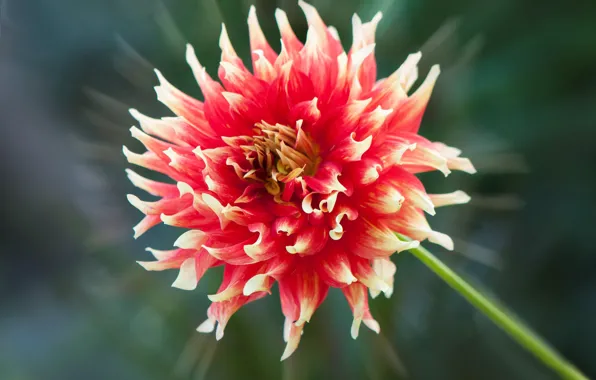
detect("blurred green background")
(1, 0), (595, 379)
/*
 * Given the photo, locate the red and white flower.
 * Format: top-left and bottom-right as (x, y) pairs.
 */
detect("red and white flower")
(125, 1), (474, 360)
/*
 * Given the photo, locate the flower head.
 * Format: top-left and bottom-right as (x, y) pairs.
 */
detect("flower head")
(125, 1), (474, 360)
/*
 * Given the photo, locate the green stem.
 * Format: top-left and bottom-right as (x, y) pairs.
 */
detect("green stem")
(406, 243), (588, 380)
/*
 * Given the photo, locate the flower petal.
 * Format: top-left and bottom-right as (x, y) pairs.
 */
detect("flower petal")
(248, 6), (278, 65)
(279, 269), (328, 327)
(342, 282), (380, 339)
(384, 205), (454, 250)
(243, 257), (292, 296)
(328, 132), (373, 163)
(126, 168), (178, 198)
(429, 190), (471, 208)
(286, 225), (328, 256)
(303, 162), (347, 194)
(274, 9), (303, 60)
(347, 218), (419, 259)
(370, 258), (397, 298)
(317, 248), (358, 287)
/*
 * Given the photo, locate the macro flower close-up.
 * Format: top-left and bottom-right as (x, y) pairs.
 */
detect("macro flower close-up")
(3, 0), (595, 378)
(125, 1), (475, 359)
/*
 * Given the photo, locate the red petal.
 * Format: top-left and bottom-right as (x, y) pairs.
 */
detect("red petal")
(285, 225), (328, 256)
(132, 214), (161, 239)
(126, 193), (192, 216)
(279, 268), (328, 327)
(361, 180), (404, 215)
(203, 237), (257, 265)
(345, 218), (419, 259)
(344, 157), (383, 186)
(385, 65), (440, 134)
(327, 132), (372, 163)
(208, 264), (260, 302)
(274, 9), (303, 62)
(342, 282), (380, 338)
(247, 6), (278, 67)
(199, 292), (266, 341)
(329, 204), (358, 240)
(383, 205), (454, 250)
(375, 167), (435, 215)
(153, 69), (208, 130)
(243, 257), (293, 296)
(303, 161), (347, 194)
(349, 256), (392, 296)
(137, 247), (192, 271)
(349, 13), (382, 92)
(125, 169), (178, 198)
(317, 247), (357, 287)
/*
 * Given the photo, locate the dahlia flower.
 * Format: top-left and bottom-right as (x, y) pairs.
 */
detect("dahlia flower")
(125, 1), (474, 360)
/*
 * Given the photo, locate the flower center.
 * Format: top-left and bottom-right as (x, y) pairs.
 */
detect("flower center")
(241, 121), (320, 195)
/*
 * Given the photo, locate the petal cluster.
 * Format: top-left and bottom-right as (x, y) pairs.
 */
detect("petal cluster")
(125, 1), (474, 360)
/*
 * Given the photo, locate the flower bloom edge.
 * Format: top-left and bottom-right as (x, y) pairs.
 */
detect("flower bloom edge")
(125, 1), (475, 360)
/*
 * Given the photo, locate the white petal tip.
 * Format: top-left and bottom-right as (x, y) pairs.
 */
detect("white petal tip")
(429, 231), (454, 251)
(400, 239), (420, 252)
(171, 258), (197, 290)
(364, 319), (381, 334)
(456, 158), (477, 174)
(430, 190), (471, 207)
(177, 181), (194, 197)
(197, 318), (215, 333)
(248, 5), (256, 19)
(458, 191), (472, 203)
(243, 274), (269, 296)
(171, 282), (197, 291)
(129, 108), (141, 119)
(350, 318), (362, 340)
(215, 327), (224, 341)
(280, 345), (296, 361)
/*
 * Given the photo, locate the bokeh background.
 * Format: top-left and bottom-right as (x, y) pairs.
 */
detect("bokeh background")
(2, 0), (595, 379)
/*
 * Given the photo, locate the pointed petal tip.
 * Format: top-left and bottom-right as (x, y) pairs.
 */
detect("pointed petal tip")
(430, 190), (471, 207)
(186, 43), (204, 72)
(280, 343), (297, 361)
(126, 193), (140, 207)
(428, 231), (454, 251)
(455, 158), (477, 174)
(364, 318), (381, 334)
(185, 43), (195, 56)
(247, 4), (257, 21)
(458, 191), (472, 203)
(372, 11), (383, 23)
(243, 274), (270, 296)
(274, 7), (285, 20)
(215, 324), (225, 341)
(129, 108), (141, 119)
(136, 260), (152, 270)
(197, 318), (215, 333)
(350, 318), (362, 339)
(153, 68), (167, 85)
(207, 292), (228, 303)
(171, 258), (198, 290)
